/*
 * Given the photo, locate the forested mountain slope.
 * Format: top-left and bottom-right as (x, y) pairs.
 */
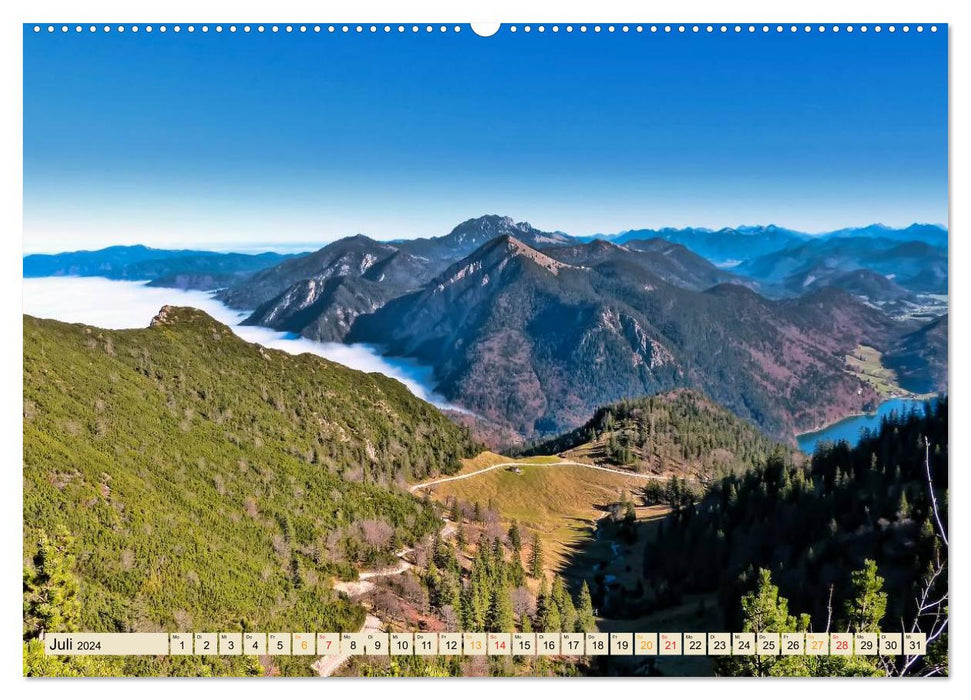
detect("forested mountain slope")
(639, 398), (947, 675)
(23, 308), (478, 675)
(350, 235), (904, 440)
(523, 389), (786, 481)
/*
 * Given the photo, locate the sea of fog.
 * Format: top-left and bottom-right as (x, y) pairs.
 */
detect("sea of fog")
(22, 277), (460, 410)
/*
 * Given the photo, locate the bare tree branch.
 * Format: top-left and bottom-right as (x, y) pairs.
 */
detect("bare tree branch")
(924, 436), (947, 546)
(895, 436), (949, 677)
(824, 584), (834, 633)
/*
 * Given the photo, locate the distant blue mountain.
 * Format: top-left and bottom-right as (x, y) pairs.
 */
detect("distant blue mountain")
(736, 235), (948, 295)
(818, 223), (948, 248)
(580, 225), (808, 265)
(585, 223), (946, 266)
(23, 245), (303, 291)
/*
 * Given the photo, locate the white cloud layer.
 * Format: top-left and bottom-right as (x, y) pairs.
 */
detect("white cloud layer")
(22, 277), (460, 410)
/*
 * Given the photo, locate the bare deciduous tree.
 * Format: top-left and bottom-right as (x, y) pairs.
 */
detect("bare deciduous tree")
(883, 436), (948, 677)
(357, 519), (394, 548)
(511, 586), (536, 621)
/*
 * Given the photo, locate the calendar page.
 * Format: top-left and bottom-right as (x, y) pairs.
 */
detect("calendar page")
(22, 20), (948, 679)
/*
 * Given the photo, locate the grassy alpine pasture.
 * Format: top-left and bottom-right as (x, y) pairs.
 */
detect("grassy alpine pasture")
(428, 462), (648, 574)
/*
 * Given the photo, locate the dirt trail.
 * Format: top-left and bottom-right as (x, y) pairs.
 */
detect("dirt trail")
(317, 520), (457, 676)
(312, 614), (383, 677)
(315, 461), (656, 676)
(331, 552), (414, 598)
(410, 460), (683, 492)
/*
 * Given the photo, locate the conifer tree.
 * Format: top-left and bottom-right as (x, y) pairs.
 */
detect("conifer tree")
(23, 527), (81, 635)
(460, 584), (482, 632)
(508, 521), (522, 553)
(521, 613), (533, 633)
(528, 533), (544, 578)
(491, 537), (505, 572)
(576, 581), (596, 632)
(844, 559), (887, 633)
(557, 584), (577, 632)
(425, 560), (441, 601)
(486, 579), (514, 632)
(539, 593), (561, 633)
(896, 490), (911, 520)
(508, 558), (526, 588)
(717, 569), (808, 677)
(535, 577), (561, 633)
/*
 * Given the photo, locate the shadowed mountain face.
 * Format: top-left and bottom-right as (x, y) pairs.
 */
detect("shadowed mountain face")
(885, 314), (948, 394)
(243, 275), (401, 343)
(799, 268), (913, 301)
(235, 240), (432, 342)
(349, 235), (906, 440)
(216, 235), (427, 311)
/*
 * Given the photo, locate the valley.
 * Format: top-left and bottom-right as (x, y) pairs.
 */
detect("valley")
(324, 399), (946, 678)
(21, 301), (948, 677)
(24, 215), (947, 449)
(22, 215), (948, 677)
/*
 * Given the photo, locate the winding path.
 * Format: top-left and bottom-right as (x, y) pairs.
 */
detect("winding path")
(317, 522), (457, 676)
(315, 460), (675, 676)
(311, 614), (383, 678)
(409, 459), (680, 493)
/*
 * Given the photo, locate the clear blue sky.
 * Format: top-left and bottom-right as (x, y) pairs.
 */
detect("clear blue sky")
(24, 25), (947, 252)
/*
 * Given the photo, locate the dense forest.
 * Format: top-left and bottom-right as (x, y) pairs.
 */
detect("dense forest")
(523, 389), (787, 481)
(22, 309), (479, 676)
(341, 505), (599, 677)
(640, 398), (947, 676)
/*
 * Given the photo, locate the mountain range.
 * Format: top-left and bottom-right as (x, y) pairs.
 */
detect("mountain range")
(585, 224), (809, 264)
(21, 215), (949, 678)
(736, 236), (948, 296)
(211, 217), (945, 342)
(585, 222), (947, 266)
(24, 215), (947, 443)
(348, 233), (920, 439)
(22, 245), (298, 290)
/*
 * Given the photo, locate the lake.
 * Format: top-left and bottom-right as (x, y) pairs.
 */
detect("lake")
(796, 397), (933, 454)
(22, 276), (460, 410)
